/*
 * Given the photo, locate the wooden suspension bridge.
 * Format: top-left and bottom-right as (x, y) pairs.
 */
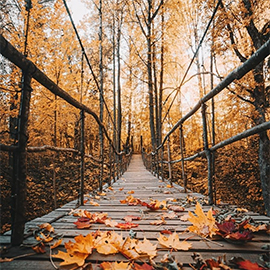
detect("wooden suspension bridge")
(0, 154), (270, 269)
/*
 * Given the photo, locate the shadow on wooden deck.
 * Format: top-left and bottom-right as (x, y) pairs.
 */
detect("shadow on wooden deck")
(1, 154), (269, 269)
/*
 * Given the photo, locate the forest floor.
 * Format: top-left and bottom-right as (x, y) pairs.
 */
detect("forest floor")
(0, 142), (266, 234)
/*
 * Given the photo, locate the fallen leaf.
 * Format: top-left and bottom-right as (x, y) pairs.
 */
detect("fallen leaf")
(116, 222), (139, 230)
(160, 230), (173, 234)
(100, 261), (131, 270)
(230, 257), (265, 270)
(167, 205), (185, 212)
(104, 219), (118, 227)
(161, 212), (177, 219)
(32, 243), (46, 254)
(39, 223), (54, 233)
(52, 250), (88, 266)
(89, 200), (100, 206)
(180, 214), (190, 221)
(50, 238), (63, 249)
(123, 215), (141, 222)
(35, 232), (53, 243)
(158, 232), (192, 250)
(65, 234), (94, 254)
(188, 202), (218, 237)
(150, 217), (166, 225)
(135, 237), (157, 259)
(74, 218), (92, 229)
(127, 190), (135, 194)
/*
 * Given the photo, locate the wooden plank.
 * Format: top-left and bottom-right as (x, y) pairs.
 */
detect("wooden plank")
(1, 155), (269, 269)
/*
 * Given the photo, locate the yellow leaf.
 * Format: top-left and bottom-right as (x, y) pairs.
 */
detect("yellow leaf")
(188, 202), (218, 238)
(100, 261), (131, 270)
(158, 232), (192, 251)
(135, 237), (157, 259)
(52, 250), (88, 266)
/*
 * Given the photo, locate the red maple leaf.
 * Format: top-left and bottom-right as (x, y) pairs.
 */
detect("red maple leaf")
(74, 217), (92, 229)
(226, 230), (253, 241)
(230, 257), (266, 270)
(217, 221), (236, 235)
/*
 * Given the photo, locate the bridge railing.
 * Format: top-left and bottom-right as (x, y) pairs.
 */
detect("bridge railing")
(0, 34), (132, 245)
(142, 39), (270, 208)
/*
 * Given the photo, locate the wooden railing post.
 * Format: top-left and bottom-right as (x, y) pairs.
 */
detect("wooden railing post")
(167, 136), (172, 184)
(201, 103), (213, 205)
(80, 110), (85, 206)
(11, 71), (32, 246)
(161, 146), (164, 181)
(179, 125), (187, 192)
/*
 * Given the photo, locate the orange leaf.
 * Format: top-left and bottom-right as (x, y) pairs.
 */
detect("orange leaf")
(65, 234), (94, 254)
(52, 250), (88, 266)
(32, 243), (46, 254)
(116, 222), (139, 230)
(50, 239), (63, 249)
(127, 190), (135, 194)
(89, 200), (100, 206)
(100, 261), (131, 270)
(39, 223), (54, 233)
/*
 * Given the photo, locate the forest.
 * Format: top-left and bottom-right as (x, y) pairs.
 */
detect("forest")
(0, 0), (270, 237)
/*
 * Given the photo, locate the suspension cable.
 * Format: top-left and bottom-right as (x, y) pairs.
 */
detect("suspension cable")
(162, 0), (222, 124)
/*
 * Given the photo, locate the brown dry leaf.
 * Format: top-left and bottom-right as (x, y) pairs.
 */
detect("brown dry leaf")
(123, 215), (141, 222)
(32, 243), (46, 254)
(158, 232), (192, 251)
(167, 205), (185, 212)
(188, 202), (218, 238)
(39, 223), (54, 233)
(35, 232), (53, 243)
(104, 219), (118, 227)
(135, 237), (157, 259)
(180, 214), (190, 221)
(161, 212), (177, 219)
(150, 217), (166, 226)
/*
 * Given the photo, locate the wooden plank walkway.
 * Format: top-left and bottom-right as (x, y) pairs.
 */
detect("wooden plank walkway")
(1, 154), (269, 269)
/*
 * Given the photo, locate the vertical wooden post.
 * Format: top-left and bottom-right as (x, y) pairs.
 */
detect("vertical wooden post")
(179, 125), (187, 192)
(161, 146), (164, 181)
(201, 103), (213, 205)
(80, 110), (85, 205)
(11, 71), (32, 246)
(167, 137), (172, 184)
(109, 144), (113, 186)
